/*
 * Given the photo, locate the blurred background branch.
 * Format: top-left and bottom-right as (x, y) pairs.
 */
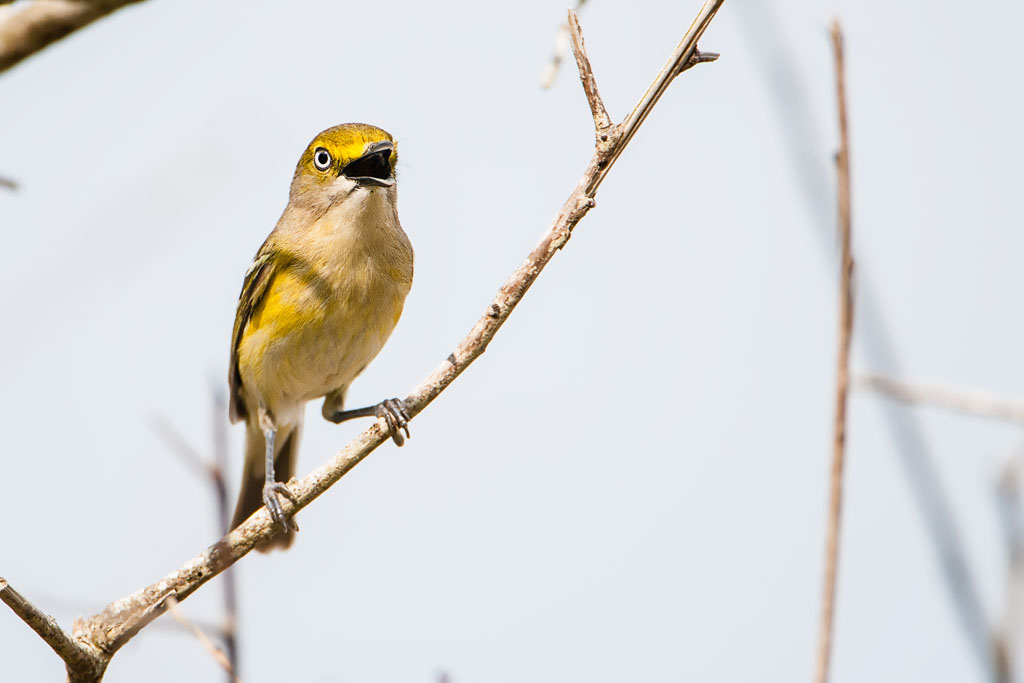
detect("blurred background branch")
(165, 597), (240, 682)
(856, 373), (1024, 425)
(995, 446), (1024, 681)
(152, 387), (240, 682)
(0, 0), (145, 73)
(540, 0), (586, 89)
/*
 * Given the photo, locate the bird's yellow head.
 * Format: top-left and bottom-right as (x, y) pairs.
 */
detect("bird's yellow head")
(289, 123), (398, 210)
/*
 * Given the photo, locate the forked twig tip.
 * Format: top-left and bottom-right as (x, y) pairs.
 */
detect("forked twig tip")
(566, 6), (612, 133)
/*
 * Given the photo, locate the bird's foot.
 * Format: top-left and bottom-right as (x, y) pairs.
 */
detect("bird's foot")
(263, 481), (299, 533)
(376, 398), (410, 447)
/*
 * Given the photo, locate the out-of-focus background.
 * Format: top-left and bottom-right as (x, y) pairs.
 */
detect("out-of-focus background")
(2, 1), (1023, 681)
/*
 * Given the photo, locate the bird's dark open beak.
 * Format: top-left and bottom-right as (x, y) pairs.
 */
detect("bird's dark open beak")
(343, 141), (394, 187)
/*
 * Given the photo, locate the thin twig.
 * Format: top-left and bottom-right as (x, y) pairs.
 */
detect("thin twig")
(856, 373), (1024, 425)
(0, 0), (146, 73)
(4, 3), (724, 679)
(567, 8), (611, 132)
(815, 20), (853, 683)
(165, 596), (239, 681)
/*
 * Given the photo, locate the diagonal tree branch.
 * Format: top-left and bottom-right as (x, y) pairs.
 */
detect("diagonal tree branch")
(815, 19), (854, 683)
(0, 2), (725, 679)
(0, 0), (145, 74)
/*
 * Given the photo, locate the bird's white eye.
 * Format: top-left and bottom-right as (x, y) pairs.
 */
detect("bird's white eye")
(313, 147), (332, 171)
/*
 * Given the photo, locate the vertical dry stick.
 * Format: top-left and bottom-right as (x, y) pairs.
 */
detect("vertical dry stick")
(815, 20), (853, 683)
(993, 446), (1024, 683)
(738, 3), (993, 673)
(151, 390), (240, 681)
(211, 389), (240, 682)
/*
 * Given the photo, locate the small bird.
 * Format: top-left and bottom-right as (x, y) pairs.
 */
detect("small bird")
(228, 123), (414, 550)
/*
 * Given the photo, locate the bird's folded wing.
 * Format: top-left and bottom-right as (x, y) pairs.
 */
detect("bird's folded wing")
(229, 245), (277, 423)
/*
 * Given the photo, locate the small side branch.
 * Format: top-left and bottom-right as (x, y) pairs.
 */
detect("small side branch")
(815, 19), (854, 683)
(0, 0), (146, 74)
(0, 578), (105, 680)
(567, 7), (611, 132)
(856, 373), (1024, 425)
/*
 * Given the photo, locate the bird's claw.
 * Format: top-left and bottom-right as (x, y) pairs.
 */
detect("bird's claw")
(376, 398), (410, 446)
(263, 481), (299, 533)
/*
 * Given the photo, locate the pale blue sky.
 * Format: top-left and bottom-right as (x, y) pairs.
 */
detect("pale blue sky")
(1, 1), (1022, 681)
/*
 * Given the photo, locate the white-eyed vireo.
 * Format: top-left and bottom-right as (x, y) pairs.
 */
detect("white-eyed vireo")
(228, 123), (414, 550)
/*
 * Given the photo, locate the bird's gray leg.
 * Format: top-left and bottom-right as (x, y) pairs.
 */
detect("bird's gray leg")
(327, 398), (410, 447)
(259, 409), (299, 532)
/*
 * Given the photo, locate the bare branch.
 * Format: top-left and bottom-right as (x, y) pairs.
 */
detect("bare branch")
(815, 20), (853, 683)
(165, 597), (240, 681)
(856, 373), (1024, 425)
(0, 0), (146, 74)
(0, 578), (105, 681)
(7, 2), (723, 677)
(0, 175), (17, 190)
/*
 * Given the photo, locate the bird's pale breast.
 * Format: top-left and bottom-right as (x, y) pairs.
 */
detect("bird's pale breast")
(237, 197), (413, 421)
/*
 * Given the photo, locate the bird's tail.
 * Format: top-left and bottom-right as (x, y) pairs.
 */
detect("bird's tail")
(231, 417), (301, 552)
